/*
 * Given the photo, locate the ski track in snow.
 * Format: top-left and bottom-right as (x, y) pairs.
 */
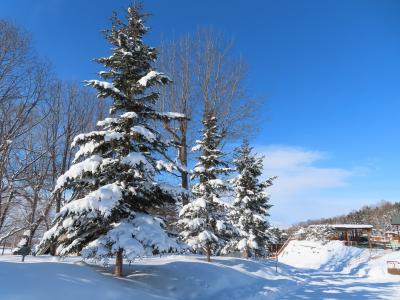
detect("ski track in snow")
(1, 241), (400, 300)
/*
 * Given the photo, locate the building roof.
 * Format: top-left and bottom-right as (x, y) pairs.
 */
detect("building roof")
(331, 224), (373, 230)
(391, 215), (400, 225)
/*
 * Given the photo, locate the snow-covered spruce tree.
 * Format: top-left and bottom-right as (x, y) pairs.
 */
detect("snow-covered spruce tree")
(38, 5), (184, 277)
(222, 140), (275, 258)
(12, 230), (30, 255)
(267, 226), (288, 246)
(178, 112), (232, 262)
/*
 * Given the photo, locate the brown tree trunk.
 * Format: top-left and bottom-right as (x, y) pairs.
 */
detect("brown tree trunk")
(178, 119), (189, 206)
(114, 249), (123, 277)
(181, 170), (189, 206)
(206, 243), (211, 262)
(49, 244), (56, 256)
(180, 138), (189, 205)
(243, 247), (250, 259)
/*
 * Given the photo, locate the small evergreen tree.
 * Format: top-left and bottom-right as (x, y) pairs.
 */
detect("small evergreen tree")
(178, 112), (231, 262)
(268, 226), (288, 246)
(12, 230), (30, 257)
(223, 140), (275, 258)
(38, 4), (183, 276)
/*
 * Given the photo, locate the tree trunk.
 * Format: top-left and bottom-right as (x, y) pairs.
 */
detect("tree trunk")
(179, 119), (189, 206)
(27, 190), (39, 249)
(243, 247), (250, 259)
(206, 243), (211, 262)
(181, 171), (189, 206)
(114, 249), (123, 277)
(49, 244), (56, 256)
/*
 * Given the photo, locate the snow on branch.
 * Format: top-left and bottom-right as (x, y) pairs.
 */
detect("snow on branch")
(81, 214), (181, 261)
(55, 155), (103, 191)
(97, 112), (138, 127)
(121, 152), (154, 172)
(59, 183), (122, 218)
(131, 125), (156, 142)
(85, 80), (125, 98)
(137, 71), (167, 87)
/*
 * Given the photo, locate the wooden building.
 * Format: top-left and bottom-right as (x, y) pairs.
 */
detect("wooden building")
(330, 224), (373, 248)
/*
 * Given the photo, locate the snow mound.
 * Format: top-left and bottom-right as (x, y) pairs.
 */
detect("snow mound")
(0, 255), (299, 300)
(2, 251), (400, 299)
(361, 250), (400, 281)
(279, 240), (365, 271)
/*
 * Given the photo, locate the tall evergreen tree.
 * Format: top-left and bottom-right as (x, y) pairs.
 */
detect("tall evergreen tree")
(178, 112), (231, 262)
(223, 140), (275, 258)
(38, 4), (183, 276)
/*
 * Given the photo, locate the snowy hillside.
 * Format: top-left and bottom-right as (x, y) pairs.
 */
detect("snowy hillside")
(278, 241), (400, 299)
(2, 242), (400, 300)
(279, 240), (365, 271)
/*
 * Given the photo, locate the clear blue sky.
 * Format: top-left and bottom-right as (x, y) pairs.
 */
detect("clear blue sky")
(2, 0), (400, 224)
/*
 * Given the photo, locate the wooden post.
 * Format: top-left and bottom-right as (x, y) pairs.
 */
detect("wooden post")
(356, 229), (360, 245)
(368, 229), (372, 249)
(114, 249), (123, 277)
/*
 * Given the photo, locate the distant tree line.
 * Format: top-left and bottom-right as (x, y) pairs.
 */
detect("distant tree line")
(292, 200), (400, 234)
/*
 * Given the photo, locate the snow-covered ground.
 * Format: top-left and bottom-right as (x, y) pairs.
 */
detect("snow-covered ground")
(1, 240), (400, 299)
(279, 240), (400, 299)
(279, 240), (365, 271)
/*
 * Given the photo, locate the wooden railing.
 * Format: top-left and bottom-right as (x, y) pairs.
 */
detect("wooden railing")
(269, 235), (294, 259)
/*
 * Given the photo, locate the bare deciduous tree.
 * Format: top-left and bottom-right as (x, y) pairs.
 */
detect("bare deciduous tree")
(157, 28), (261, 205)
(0, 20), (107, 249)
(0, 20), (49, 245)
(46, 81), (106, 214)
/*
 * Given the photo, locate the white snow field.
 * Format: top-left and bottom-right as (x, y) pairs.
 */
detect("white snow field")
(1, 241), (400, 300)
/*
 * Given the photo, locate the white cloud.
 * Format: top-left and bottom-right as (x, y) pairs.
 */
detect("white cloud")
(262, 145), (324, 170)
(260, 145), (353, 195)
(256, 145), (357, 224)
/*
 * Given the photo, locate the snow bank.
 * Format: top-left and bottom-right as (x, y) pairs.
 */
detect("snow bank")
(2, 249), (400, 300)
(279, 240), (365, 271)
(0, 256), (154, 300)
(361, 250), (400, 282)
(0, 255), (299, 300)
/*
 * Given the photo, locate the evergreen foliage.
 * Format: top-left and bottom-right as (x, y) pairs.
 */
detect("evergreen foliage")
(223, 140), (275, 257)
(178, 112), (232, 260)
(38, 4), (184, 263)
